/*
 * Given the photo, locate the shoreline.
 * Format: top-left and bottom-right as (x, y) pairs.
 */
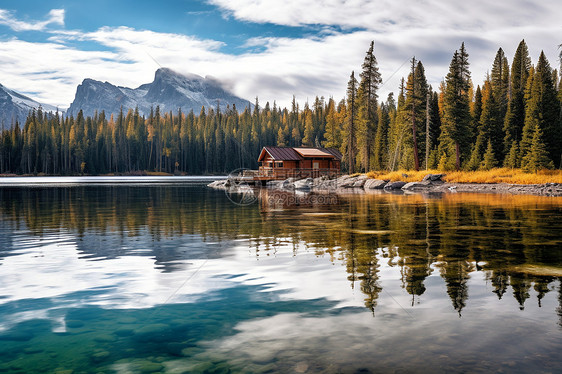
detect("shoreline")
(208, 173), (562, 197)
(0, 175), (226, 186)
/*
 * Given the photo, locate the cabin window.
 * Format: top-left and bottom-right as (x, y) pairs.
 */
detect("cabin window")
(275, 161), (283, 168)
(313, 161), (319, 169)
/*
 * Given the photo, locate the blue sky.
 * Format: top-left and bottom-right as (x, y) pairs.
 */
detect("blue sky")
(0, 0), (560, 109)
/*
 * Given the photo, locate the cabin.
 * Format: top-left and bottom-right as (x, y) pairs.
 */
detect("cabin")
(257, 146), (342, 180)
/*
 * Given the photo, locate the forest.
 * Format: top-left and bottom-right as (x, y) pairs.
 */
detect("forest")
(0, 39), (561, 175)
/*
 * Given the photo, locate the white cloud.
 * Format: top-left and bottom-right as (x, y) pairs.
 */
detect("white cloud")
(0, 3), (561, 110)
(0, 8), (64, 31)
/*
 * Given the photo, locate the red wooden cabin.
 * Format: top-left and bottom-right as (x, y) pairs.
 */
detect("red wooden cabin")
(257, 146), (342, 180)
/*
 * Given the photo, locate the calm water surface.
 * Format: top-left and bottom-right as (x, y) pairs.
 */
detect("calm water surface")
(0, 182), (561, 373)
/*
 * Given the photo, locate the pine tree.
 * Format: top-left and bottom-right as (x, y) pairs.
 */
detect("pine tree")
(504, 140), (520, 168)
(504, 40), (532, 153)
(439, 43), (472, 170)
(471, 85), (483, 144)
(466, 133), (485, 171)
(323, 98), (341, 149)
(491, 47), (510, 122)
(343, 71), (359, 173)
(521, 52), (560, 166)
(521, 124), (554, 172)
(302, 108), (314, 146)
(480, 138), (498, 170)
(404, 59), (428, 170)
(479, 79), (503, 161)
(356, 41), (382, 172)
(373, 101), (390, 170)
(428, 90), (441, 152)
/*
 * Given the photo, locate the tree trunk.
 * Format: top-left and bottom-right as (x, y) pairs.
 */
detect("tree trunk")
(455, 141), (461, 171)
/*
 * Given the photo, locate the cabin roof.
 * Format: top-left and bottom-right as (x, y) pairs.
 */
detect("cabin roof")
(258, 146), (342, 162)
(322, 147), (343, 160)
(258, 147), (302, 161)
(293, 147), (333, 158)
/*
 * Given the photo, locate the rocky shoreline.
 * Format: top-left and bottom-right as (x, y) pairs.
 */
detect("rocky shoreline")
(208, 173), (562, 197)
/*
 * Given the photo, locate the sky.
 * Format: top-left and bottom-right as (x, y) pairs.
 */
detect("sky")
(0, 0), (560, 110)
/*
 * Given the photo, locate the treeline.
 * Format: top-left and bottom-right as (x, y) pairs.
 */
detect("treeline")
(0, 39), (561, 175)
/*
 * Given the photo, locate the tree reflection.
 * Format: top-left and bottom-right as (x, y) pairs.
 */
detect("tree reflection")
(1, 186), (562, 318)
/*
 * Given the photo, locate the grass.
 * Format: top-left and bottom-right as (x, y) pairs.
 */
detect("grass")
(366, 168), (562, 184)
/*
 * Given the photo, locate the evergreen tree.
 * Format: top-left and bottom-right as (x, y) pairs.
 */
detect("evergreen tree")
(480, 138), (498, 170)
(323, 98), (342, 149)
(521, 52), (560, 166)
(404, 59), (428, 170)
(343, 71), (359, 173)
(373, 101), (390, 170)
(521, 124), (554, 172)
(439, 43), (472, 170)
(504, 40), (532, 153)
(356, 41), (382, 172)
(302, 108), (314, 146)
(491, 47), (510, 121)
(471, 85), (483, 144)
(466, 133), (485, 171)
(504, 140), (520, 168)
(479, 79), (503, 161)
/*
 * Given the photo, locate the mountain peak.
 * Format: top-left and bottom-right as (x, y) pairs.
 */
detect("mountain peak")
(0, 83), (60, 127)
(68, 69), (250, 118)
(153, 68), (204, 85)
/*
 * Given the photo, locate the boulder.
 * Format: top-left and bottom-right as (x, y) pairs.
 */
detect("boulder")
(402, 181), (431, 191)
(364, 179), (388, 190)
(281, 179), (295, 189)
(339, 176), (359, 188)
(293, 178), (314, 190)
(422, 173), (446, 182)
(353, 175), (368, 188)
(384, 181), (407, 190)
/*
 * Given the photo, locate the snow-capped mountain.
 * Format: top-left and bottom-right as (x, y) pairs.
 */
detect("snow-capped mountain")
(68, 68), (251, 118)
(0, 83), (60, 128)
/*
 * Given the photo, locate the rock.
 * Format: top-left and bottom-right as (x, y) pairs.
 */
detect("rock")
(293, 178), (314, 190)
(281, 179), (295, 189)
(132, 360), (164, 373)
(207, 180), (228, 189)
(363, 179), (387, 190)
(339, 176), (358, 188)
(90, 350), (110, 363)
(94, 334), (116, 342)
(335, 175), (352, 185)
(402, 181), (431, 191)
(384, 181), (407, 190)
(422, 173), (446, 182)
(353, 175), (368, 188)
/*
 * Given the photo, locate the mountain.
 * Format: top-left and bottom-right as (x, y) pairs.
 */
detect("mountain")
(0, 83), (60, 128)
(68, 68), (251, 118)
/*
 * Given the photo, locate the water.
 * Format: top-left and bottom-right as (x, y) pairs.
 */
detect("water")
(0, 182), (561, 373)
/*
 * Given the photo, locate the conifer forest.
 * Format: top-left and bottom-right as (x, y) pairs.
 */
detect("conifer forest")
(1, 39), (561, 175)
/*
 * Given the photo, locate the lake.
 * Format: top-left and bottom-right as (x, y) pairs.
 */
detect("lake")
(0, 181), (561, 373)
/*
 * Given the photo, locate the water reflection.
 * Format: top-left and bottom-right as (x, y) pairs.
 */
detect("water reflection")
(1, 186), (561, 317)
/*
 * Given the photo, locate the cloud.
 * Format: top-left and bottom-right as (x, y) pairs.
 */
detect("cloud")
(0, 8), (64, 31)
(208, 0), (561, 33)
(0, 3), (561, 110)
